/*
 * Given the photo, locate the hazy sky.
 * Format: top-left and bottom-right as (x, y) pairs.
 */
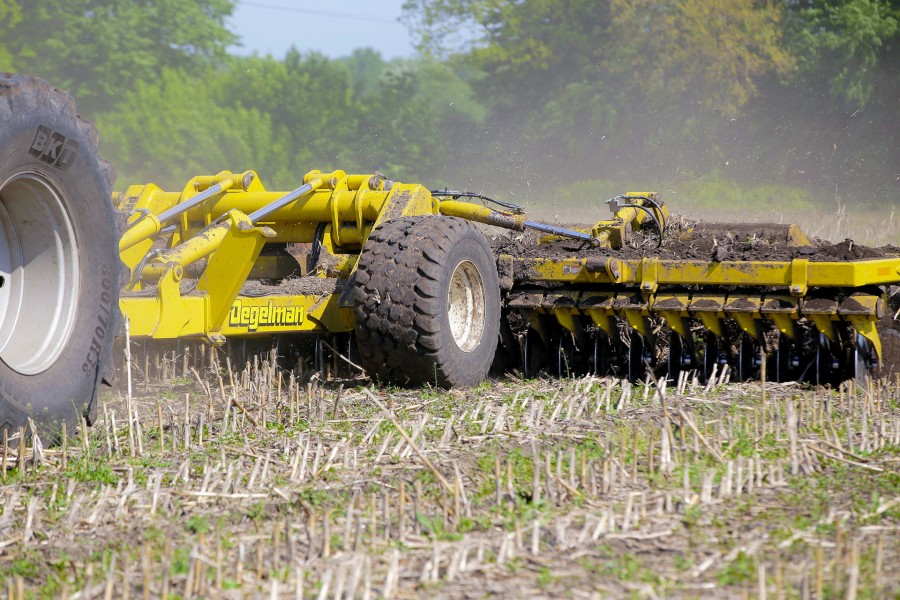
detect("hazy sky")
(229, 0), (416, 59)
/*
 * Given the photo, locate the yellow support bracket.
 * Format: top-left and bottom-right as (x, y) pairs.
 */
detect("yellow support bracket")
(623, 309), (652, 337)
(527, 313), (550, 346)
(586, 310), (617, 337)
(198, 212), (276, 337)
(761, 297), (801, 341)
(802, 298), (840, 343)
(847, 316), (883, 362)
(653, 295), (690, 338)
(551, 307), (588, 347)
(639, 257), (659, 294)
(790, 258), (809, 296)
(725, 297), (764, 341)
(689, 296), (726, 337)
(579, 293), (618, 337)
(554, 309), (578, 334)
(152, 266), (194, 339)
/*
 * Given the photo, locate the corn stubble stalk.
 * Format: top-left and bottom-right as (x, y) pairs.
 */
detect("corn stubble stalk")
(1, 345), (898, 598)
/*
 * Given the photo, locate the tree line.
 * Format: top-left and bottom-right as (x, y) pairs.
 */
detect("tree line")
(1, 0), (896, 206)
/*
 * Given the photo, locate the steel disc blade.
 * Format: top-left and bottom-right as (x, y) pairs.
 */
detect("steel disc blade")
(776, 334), (795, 383)
(523, 329), (544, 379)
(628, 331), (648, 382)
(593, 332), (614, 376)
(738, 334), (757, 382)
(853, 333), (874, 387)
(558, 334), (574, 378)
(523, 330), (534, 378)
(667, 331), (685, 384)
(815, 333), (830, 386)
(703, 331), (719, 382)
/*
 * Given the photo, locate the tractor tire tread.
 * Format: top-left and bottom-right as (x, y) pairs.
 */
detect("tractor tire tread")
(354, 216), (499, 387)
(0, 73), (123, 439)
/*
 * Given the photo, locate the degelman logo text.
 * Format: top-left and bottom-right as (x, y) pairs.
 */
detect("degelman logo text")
(229, 300), (304, 332)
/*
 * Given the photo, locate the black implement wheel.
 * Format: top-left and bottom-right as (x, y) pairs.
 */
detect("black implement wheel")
(702, 331), (725, 382)
(0, 74), (121, 440)
(592, 331), (615, 377)
(738, 334), (760, 382)
(667, 331), (693, 385)
(853, 334), (877, 387)
(776, 334), (799, 382)
(522, 328), (547, 379)
(627, 331), (651, 382)
(354, 216), (500, 387)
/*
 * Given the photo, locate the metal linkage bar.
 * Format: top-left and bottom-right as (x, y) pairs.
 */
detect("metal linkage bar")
(522, 220), (594, 243)
(158, 181), (225, 224)
(120, 171), (254, 252)
(438, 199), (594, 243)
(247, 178), (323, 224)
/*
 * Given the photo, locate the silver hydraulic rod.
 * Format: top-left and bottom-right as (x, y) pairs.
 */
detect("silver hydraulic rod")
(438, 199), (594, 243)
(522, 220), (594, 242)
(247, 178), (323, 223)
(120, 172), (255, 253)
(156, 182), (228, 224)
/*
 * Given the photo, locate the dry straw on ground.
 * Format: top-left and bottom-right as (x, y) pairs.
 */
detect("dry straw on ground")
(1, 347), (898, 598)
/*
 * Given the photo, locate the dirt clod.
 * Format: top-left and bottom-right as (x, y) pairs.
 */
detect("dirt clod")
(492, 219), (900, 263)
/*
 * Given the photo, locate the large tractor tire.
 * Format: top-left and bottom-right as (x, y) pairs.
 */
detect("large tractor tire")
(354, 216), (500, 387)
(0, 74), (121, 440)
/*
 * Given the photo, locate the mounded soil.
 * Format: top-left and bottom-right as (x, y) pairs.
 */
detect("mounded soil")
(491, 217), (900, 375)
(492, 218), (900, 263)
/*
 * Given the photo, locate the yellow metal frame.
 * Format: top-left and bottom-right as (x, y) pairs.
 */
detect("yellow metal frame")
(116, 169), (511, 344)
(117, 170), (436, 343)
(114, 169), (900, 364)
(508, 255), (900, 290)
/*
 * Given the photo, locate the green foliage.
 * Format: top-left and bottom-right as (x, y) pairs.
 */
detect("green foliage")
(551, 176), (814, 215)
(416, 511), (462, 541)
(185, 514), (212, 535)
(582, 545), (662, 585)
(245, 500), (269, 522)
(536, 565), (554, 586)
(296, 487), (331, 507)
(673, 552), (693, 572)
(676, 177), (815, 212)
(170, 545), (192, 576)
(65, 458), (119, 485)
(0, 0), (21, 68)
(404, 0), (897, 200)
(1, 0), (894, 205)
(716, 551), (756, 586)
(608, 0), (795, 116)
(97, 68), (288, 190)
(8, 555), (40, 578)
(87, 45), (484, 190)
(2, 0), (236, 113)
(406, 0), (794, 114)
(789, 0), (900, 105)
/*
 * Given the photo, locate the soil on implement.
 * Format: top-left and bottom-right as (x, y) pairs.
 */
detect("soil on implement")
(492, 215), (900, 380)
(880, 312), (900, 377)
(493, 219), (900, 263)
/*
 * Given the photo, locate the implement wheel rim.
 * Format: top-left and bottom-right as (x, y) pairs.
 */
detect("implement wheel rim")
(447, 259), (486, 353)
(0, 172), (80, 375)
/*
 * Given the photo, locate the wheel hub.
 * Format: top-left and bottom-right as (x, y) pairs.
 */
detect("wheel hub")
(0, 173), (80, 375)
(447, 260), (486, 352)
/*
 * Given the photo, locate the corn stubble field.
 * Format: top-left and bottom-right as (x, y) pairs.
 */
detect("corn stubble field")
(1, 349), (899, 599)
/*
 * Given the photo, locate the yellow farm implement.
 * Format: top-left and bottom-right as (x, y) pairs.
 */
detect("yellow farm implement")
(114, 167), (900, 388)
(1, 74), (898, 437)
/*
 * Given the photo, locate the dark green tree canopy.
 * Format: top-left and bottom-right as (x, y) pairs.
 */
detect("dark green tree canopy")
(3, 0), (236, 112)
(0, 0), (894, 201)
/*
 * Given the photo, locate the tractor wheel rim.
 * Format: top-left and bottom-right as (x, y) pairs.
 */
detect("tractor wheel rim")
(0, 172), (80, 374)
(447, 260), (486, 353)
